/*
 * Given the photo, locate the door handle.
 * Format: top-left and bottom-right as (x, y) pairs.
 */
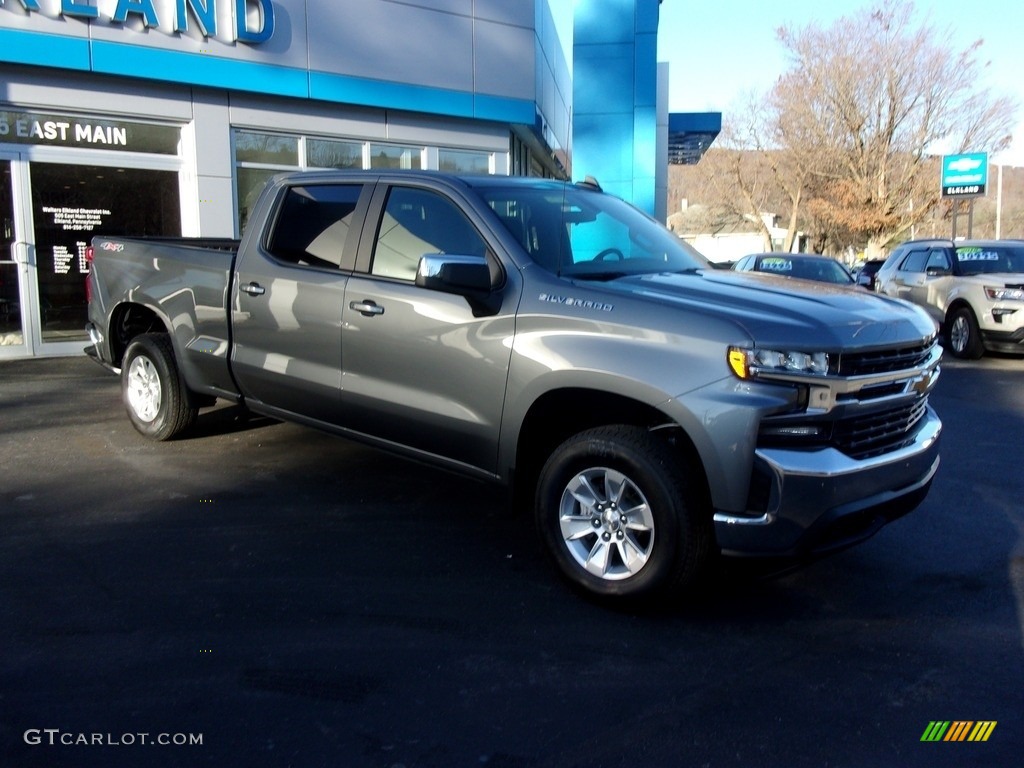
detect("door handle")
(349, 300), (384, 316)
(240, 282), (266, 296)
(11, 241), (30, 266)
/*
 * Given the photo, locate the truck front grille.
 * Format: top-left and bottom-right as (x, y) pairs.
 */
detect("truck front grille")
(758, 337), (938, 460)
(759, 396), (930, 460)
(837, 338), (936, 376)
(831, 398), (929, 459)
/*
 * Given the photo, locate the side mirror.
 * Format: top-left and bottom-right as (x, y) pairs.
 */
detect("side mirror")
(416, 254), (493, 293)
(926, 266), (951, 277)
(415, 254), (501, 316)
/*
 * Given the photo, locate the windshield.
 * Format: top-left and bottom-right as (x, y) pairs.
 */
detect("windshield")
(756, 256), (853, 285)
(955, 245), (1024, 275)
(480, 184), (709, 278)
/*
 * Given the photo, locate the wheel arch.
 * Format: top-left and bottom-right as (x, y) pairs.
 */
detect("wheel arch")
(944, 296), (977, 325)
(511, 387), (711, 512)
(108, 301), (171, 367)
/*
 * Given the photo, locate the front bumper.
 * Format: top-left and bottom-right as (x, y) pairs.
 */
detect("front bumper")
(981, 326), (1024, 354)
(713, 404), (941, 557)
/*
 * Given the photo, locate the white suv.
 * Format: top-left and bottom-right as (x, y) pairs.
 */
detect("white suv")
(876, 239), (1024, 358)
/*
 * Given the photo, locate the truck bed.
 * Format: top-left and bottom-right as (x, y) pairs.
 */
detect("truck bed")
(88, 236), (241, 400)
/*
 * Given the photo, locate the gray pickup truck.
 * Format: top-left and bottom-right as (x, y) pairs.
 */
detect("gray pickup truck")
(86, 170), (942, 603)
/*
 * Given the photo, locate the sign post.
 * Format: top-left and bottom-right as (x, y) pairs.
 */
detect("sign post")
(941, 153), (988, 239)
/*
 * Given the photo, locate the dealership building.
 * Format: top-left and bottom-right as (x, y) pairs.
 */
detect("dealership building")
(0, 0), (718, 359)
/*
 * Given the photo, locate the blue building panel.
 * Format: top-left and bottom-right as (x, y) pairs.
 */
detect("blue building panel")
(633, 106), (658, 178)
(635, 0), (661, 33)
(574, 112), (635, 181)
(573, 44), (635, 116)
(573, 0), (663, 215)
(633, 32), (658, 108)
(0, 28), (90, 71)
(473, 94), (537, 125)
(574, 0), (636, 45)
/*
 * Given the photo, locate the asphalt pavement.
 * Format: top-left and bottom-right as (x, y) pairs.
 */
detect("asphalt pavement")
(1, 353), (1022, 768)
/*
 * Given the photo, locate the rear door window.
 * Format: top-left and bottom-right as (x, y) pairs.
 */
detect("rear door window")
(266, 184), (365, 269)
(898, 249), (929, 274)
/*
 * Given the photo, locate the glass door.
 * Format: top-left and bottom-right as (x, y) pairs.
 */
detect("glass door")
(28, 162), (182, 353)
(0, 155), (33, 357)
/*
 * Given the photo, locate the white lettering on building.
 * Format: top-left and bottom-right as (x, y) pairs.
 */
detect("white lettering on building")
(2, 0), (275, 45)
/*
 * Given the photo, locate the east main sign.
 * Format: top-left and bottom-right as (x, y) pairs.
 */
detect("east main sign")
(0, 0), (274, 44)
(941, 153), (989, 198)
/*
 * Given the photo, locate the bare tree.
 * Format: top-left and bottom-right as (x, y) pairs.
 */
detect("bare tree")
(675, 93), (794, 251)
(728, 88), (817, 252)
(775, 0), (1018, 256)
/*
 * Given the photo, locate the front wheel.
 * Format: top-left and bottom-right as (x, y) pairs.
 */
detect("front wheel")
(121, 333), (197, 440)
(535, 425), (711, 603)
(946, 306), (984, 359)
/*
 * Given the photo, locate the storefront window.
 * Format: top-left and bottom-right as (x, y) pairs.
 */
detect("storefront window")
(439, 149), (491, 174)
(236, 166), (282, 234)
(234, 131), (299, 165)
(369, 143), (423, 170)
(30, 163), (181, 343)
(307, 139), (363, 169)
(233, 130), (499, 232)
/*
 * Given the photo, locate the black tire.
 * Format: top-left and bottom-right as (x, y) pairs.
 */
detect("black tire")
(535, 425), (712, 603)
(946, 306), (984, 359)
(121, 333), (197, 440)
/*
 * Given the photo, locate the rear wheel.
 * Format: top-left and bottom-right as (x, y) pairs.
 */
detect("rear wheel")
(122, 333), (197, 440)
(946, 306), (984, 359)
(535, 425), (711, 603)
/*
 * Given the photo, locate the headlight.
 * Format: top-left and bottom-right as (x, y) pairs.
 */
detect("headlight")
(985, 286), (1024, 301)
(728, 346), (831, 379)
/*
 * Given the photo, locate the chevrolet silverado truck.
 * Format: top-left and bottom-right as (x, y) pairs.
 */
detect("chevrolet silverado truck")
(85, 170), (942, 603)
(875, 238), (1024, 358)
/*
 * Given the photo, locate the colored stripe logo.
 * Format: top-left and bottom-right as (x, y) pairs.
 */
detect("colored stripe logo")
(921, 721), (997, 742)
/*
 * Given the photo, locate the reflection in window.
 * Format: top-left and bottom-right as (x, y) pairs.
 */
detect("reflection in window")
(235, 131), (299, 165)
(267, 185), (363, 269)
(30, 163), (181, 343)
(233, 130), (506, 234)
(369, 144), (423, 170)
(237, 167), (281, 234)
(900, 250), (929, 273)
(439, 149), (490, 174)
(372, 187), (485, 280)
(307, 139), (363, 169)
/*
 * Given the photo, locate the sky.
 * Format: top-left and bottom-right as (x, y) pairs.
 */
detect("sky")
(655, 0), (1024, 166)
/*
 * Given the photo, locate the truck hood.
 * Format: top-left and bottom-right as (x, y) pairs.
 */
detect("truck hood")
(595, 269), (938, 350)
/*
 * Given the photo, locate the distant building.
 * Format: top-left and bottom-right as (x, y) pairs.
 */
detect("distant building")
(667, 202), (805, 264)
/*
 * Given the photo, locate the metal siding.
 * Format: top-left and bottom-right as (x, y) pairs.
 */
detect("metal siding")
(307, 1), (475, 93)
(0, 0), (561, 130)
